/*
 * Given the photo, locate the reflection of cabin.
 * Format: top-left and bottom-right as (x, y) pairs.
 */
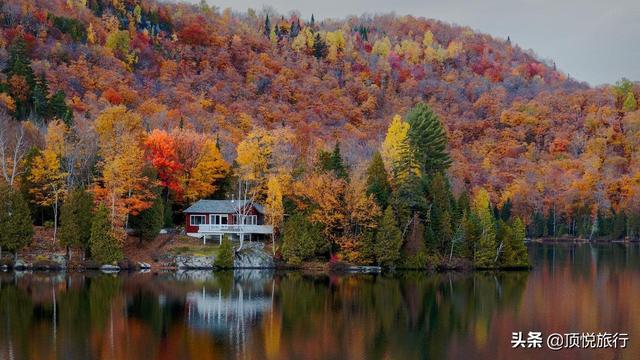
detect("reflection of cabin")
(184, 200), (273, 244)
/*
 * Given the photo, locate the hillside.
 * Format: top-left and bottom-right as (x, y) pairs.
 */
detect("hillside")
(1, 0), (640, 238)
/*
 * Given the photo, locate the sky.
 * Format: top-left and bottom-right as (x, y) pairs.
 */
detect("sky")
(198, 0), (640, 86)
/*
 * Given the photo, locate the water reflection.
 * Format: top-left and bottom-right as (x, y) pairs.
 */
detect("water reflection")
(0, 243), (639, 359)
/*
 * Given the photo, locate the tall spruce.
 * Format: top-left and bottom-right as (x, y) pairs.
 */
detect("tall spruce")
(375, 206), (402, 267)
(472, 189), (497, 268)
(365, 151), (391, 209)
(313, 33), (328, 59)
(48, 90), (73, 125)
(282, 212), (320, 265)
(89, 204), (122, 264)
(59, 188), (94, 260)
(6, 36), (35, 120)
(328, 142), (349, 180)
(131, 196), (164, 244)
(509, 217), (529, 266)
(0, 185), (34, 261)
(427, 172), (453, 255)
(405, 103), (452, 175)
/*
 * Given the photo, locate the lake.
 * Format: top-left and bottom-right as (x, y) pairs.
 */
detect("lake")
(0, 243), (638, 359)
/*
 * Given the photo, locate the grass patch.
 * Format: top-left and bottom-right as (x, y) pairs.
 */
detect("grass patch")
(169, 244), (220, 257)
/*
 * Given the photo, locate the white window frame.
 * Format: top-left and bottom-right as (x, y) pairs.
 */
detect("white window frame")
(210, 214), (228, 225)
(190, 215), (206, 226)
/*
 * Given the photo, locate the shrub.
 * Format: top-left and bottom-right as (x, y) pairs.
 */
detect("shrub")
(214, 236), (234, 269)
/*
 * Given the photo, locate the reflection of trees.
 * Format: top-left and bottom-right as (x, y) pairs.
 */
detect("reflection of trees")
(0, 281), (33, 359)
(0, 267), (529, 360)
(271, 271), (529, 359)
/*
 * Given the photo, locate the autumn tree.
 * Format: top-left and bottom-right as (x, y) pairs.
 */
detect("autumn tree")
(94, 106), (151, 236)
(29, 120), (68, 242)
(381, 115), (410, 180)
(235, 128), (274, 201)
(145, 129), (181, 199)
(184, 138), (229, 202)
(264, 176), (284, 254)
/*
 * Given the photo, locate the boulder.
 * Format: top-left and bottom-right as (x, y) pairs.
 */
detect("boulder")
(49, 254), (68, 269)
(13, 259), (29, 270)
(100, 264), (121, 273)
(234, 242), (275, 268)
(175, 255), (215, 269)
(32, 259), (64, 271)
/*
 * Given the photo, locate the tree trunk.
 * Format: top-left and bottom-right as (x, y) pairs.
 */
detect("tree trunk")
(553, 204), (557, 237)
(66, 245), (70, 262)
(53, 192), (58, 244)
(271, 232), (276, 256)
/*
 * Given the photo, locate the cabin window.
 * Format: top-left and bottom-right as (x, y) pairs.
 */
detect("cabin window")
(210, 214), (228, 225)
(190, 215), (206, 225)
(235, 215), (257, 225)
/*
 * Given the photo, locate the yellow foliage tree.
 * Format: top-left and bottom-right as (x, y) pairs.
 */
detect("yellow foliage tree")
(372, 36), (391, 57)
(183, 138), (230, 202)
(381, 114), (410, 175)
(29, 120), (69, 242)
(422, 30), (435, 47)
(94, 106), (150, 235)
(265, 176), (284, 254)
(236, 128), (274, 201)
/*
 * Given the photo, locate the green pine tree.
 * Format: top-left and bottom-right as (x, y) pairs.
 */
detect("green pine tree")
(214, 235), (235, 269)
(496, 220), (513, 266)
(31, 74), (49, 120)
(509, 217), (529, 267)
(365, 151), (391, 209)
(282, 212), (318, 265)
(375, 206), (403, 267)
(89, 204), (122, 264)
(0, 185), (34, 261)
(461, 211), (480, 260)
(473, 189), (497, 268)
(48, 90), (73, 125)
(500, 198), (512, 221)
(264, 14), (271, 37)
(328, 142), (349, 179)
(59, 188), (94, 260)
(428, 172), (453, 255)
(405, 103), (452, 175)
(313, 33), (328, 59)
(6, 36), (35, 120)
(132, 196), (164, 244)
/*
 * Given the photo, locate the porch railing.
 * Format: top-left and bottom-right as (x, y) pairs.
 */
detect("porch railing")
(197, 224), (273, 234)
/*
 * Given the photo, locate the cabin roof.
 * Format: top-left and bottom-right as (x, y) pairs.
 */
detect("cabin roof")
(184, 200), (265, 214)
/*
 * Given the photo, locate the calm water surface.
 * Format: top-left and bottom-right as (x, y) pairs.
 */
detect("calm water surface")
(1, 243), (639, 360)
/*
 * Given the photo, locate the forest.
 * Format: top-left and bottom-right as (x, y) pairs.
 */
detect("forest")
(0, 0), (638, 267)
